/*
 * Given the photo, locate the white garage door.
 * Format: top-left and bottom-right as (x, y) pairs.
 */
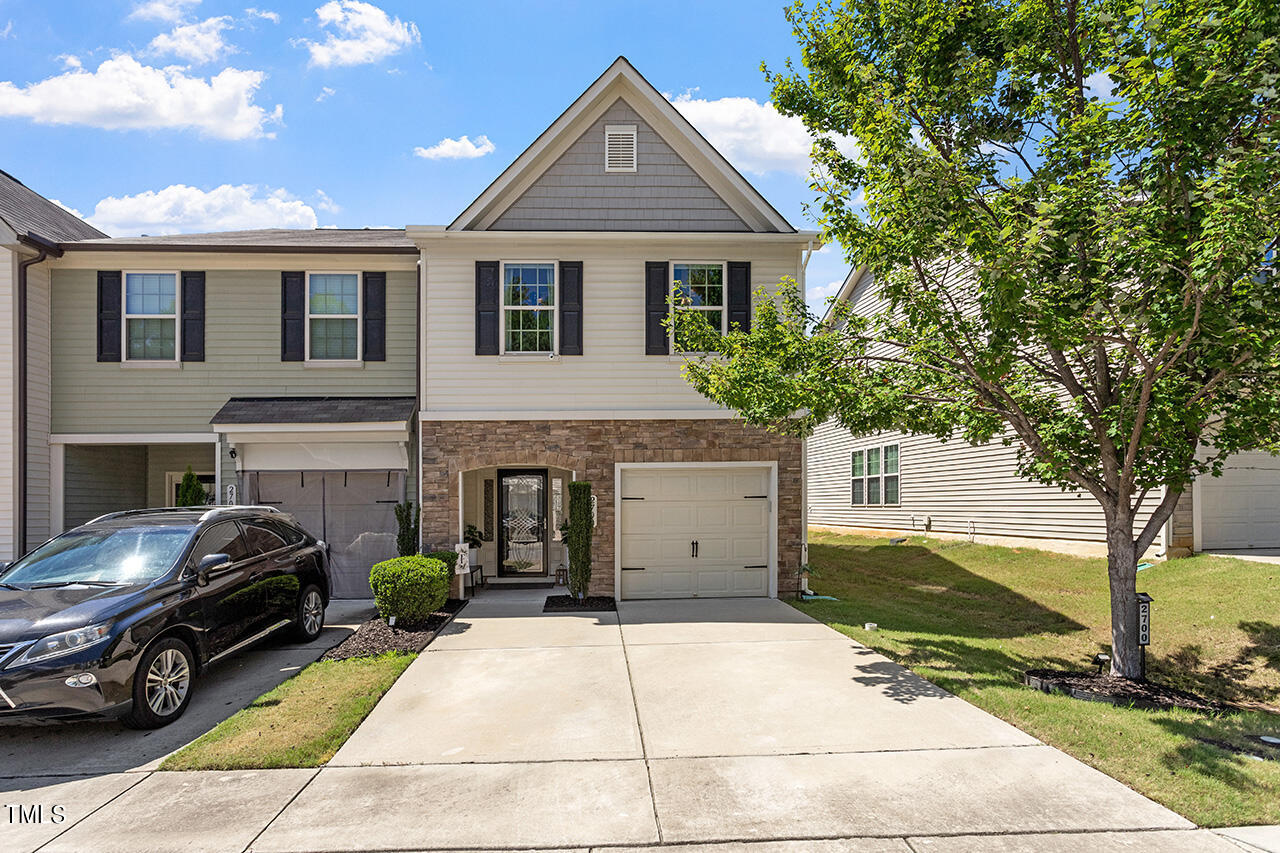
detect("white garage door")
(1200, 451), (1280, 549)
(620, 466), (772, 599)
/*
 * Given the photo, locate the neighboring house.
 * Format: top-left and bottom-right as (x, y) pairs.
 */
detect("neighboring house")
(0, 169), (107, 565)
(5, 57), (818, 601)
(806, 265), (1279, 558)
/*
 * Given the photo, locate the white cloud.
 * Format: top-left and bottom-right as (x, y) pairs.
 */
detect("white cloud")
(87, 184), (318, 236)
(299, 1), (419, 67)
(314, 189), (340, 213)
(148, 16), (235, 63)
(49, 199), (86, 219)
(315, 86), (336, 102)
(1085, 71), (1114, 101)
(413, 134), (494, 160)
(57, 54), (82, 69)
(0, 55), (283, 140)
(0, 21), (13, 39)
(245, 7), (281, 23)
(669, 91), (859, 176)
(808, 279), (845, 301)
(128, 0), (201, 23)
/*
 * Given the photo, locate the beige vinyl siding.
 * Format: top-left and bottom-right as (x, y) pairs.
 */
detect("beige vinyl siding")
(145, 443), (218, 506)
(64, 444), (147, 527)
(809, 266), (1160, 546)
(24, 261), (52, 546)
(0, 248), (15, 558)
(50, 266), (417, 434)
(422, 240), (801, 414)
(490, 98), (749, 232)
(808, 421), (1165, 544)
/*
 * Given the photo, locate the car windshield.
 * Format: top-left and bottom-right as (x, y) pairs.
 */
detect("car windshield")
(0, 526), (197, 586)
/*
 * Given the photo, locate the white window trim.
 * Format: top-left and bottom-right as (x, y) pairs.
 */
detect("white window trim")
(305, 270), (362, 364)
(851, 442), (901, 507)
(669, 260), (727, 351)
(604, 124), (637, 173)
(122, 270), (181, 363)
(499, 260), (559, 356)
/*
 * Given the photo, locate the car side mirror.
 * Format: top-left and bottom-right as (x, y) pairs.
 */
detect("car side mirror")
(195, 553), (231, 586)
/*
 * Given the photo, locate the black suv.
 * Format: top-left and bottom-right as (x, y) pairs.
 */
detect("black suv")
(0, 506), (330, 728)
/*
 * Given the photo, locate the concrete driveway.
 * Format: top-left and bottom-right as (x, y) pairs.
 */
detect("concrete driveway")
(246, 590), (1237, 852)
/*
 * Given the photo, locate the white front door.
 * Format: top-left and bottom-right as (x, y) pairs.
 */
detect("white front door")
(619, 466), (772, 599)
(1200, 451), (1280, 549)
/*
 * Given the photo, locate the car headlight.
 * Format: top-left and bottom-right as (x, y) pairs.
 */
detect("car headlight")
(7, 623), (112, 668)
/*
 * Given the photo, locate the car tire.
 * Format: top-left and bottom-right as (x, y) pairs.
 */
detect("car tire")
(123, 636), (195, 730)
(293, 584), (326, 642)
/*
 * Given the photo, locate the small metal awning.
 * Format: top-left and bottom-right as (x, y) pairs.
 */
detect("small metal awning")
(211, 396), (417, 472)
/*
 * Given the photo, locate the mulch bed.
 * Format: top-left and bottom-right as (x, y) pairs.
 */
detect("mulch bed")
(1024, 668), (1223, 713)
(321, 599), (467, 662)
(543, 595), (617, 613)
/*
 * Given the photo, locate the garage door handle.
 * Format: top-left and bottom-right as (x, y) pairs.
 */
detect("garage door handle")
(690, 540), (699, 558)
(744, 564), (768, 569)
(621, 566), (646, 571)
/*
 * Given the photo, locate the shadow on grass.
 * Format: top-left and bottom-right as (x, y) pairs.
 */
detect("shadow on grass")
(804, 543), (1085, 639)
(1151, 712), (1280, 796)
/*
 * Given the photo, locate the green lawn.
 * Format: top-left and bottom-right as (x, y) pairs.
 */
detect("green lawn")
(796, 530), (1280, 827)
(161, 652), (415, 771)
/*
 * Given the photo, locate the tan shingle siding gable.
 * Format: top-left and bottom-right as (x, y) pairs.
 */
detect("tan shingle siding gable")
(489, 99), (749, 232)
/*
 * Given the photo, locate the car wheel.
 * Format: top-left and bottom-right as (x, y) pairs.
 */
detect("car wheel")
(293, 584), (325, 642)
(123, 637), (194, 729)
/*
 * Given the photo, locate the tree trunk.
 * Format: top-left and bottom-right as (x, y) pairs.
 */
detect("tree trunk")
(1104, 513), (1142, 679)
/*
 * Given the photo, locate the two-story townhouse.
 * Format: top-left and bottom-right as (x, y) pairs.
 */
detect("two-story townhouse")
(40, 229), (421, 597)
(1, 170), (108, 564)
(411, 58), (819, 600)
(806, 265), (1280, 559)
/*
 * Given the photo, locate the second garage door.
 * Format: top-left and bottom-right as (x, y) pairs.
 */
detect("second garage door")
(619, 466), (772, 599)
(1199, 451), (1280, 550)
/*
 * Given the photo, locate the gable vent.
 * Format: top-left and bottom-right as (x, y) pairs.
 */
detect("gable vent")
(605, 124), (637, 173)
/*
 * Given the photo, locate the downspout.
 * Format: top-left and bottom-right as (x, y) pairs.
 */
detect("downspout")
(15, 232), (63, 557)
(799, 238), (815, 592)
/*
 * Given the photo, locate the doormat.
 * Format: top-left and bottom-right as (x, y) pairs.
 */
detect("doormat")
(544, 595), (617, 613)
(492, 582), (555, 589)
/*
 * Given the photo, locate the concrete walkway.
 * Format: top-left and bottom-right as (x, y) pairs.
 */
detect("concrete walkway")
(3, 591), (1274, 852)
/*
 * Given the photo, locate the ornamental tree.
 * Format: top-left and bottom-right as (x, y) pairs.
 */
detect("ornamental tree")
(673, 0), (1280, 678)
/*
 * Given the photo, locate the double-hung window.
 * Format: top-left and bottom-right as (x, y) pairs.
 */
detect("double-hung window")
(851, 443), (901, 505)
(672, 262), (725, 350)
(307, 272), (360, 361)
(502, 262), (555, 353)
(124, 272), (178, 361)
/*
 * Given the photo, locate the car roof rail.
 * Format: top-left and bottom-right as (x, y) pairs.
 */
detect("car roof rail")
(84, 506), (202, 525)
(198, 505), (283, 523)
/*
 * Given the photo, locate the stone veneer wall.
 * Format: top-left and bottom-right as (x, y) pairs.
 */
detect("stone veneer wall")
(420, 419), (803, 597)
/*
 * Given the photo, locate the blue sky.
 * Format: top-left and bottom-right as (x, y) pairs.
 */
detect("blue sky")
(0, 0), (851, 306)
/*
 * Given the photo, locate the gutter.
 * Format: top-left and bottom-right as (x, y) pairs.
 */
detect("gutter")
(15, 232), (63, 557)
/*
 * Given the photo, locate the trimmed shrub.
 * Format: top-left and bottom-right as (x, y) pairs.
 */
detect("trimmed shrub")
(424, 550), (459, 571)
(566, 481), (593, 598)
(176, 465), (208, 507)
(368, 556), (449, 624)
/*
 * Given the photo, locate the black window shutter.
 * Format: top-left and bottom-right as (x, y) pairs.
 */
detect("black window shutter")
(97, 270), (122, 362)
(362, 271), (386, 361)
(559, 261), (583, 356)
(644, 261), (670, 355)
(727, 261), (752, 333)
(180, 271), (205, 362)
(281, 271), (306, 361)
(475, 261), (500, 355)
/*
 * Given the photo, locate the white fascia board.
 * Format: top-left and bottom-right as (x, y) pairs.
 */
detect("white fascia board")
(408, 228), (822, 246)
(448, 58), (795, 234)
(819, 265), (869, 326)
(50, 432), (219, 444)
(420, 409), (743, 421)
(51, 252), (419, 272)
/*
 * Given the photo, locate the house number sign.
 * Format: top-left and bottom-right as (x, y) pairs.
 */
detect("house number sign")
(1136, 592), (1153, 646)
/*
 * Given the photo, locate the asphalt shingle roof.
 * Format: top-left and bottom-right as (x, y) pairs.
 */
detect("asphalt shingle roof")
(64, 228), (417, 253)
(211, 396), (418, 425)
(0, 169), (107, 242)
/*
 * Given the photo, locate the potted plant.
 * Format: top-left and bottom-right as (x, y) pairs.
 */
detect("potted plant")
(463, 524), (484, 569)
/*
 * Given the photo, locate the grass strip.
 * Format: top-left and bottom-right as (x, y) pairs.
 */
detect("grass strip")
(161, 652), (415, 771)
